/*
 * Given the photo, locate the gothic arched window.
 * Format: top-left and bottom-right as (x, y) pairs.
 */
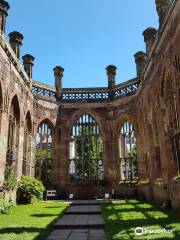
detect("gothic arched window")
(6, 95), (20, 169)
(69, 114), (103, 182)
(119, 121), (138, 180)
(35, 121), (53, 187)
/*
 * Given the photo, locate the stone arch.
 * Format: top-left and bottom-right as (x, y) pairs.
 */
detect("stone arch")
(9, 95), (20, 123)
(6, 95), (21, 169)
(25, 111), (32, 133)
(114, 114), (137, 139)
(67, 109), (106, 141)
(35, 118), (54, 187)
(35, 118), (55, 135)
(115, 114), (138, 181)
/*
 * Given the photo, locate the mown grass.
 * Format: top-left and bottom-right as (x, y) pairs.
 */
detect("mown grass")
(102, 199), (180, 240)
(0, 201), (68, 240)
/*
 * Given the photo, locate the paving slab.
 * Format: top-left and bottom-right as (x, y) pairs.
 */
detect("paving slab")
(70, 199), (109, 205)
(48, 229), (107, 240)
(88, 237), (107, 240)
(66, 205), (101, 214)
(89, 229), (106, 237)
(54, 214), (105, 229)
(68, 232), (88, 240)
(48, 199), (107, 239)
(72, 229), (89, 233)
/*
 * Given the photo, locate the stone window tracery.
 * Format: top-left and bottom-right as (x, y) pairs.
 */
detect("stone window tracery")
(6, 96), (20, 170)
(119, 121), (138, 180)
(35, 121), (53, 187)
(69, 114), (104, 182)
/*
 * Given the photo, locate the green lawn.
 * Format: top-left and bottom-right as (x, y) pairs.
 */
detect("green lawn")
(0, 201), (69, 240)
(102, 199), (180, 240)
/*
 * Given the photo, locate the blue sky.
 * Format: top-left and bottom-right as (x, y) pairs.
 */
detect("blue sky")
(7, 0), (158, 88)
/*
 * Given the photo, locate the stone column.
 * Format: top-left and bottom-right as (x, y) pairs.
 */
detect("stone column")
(104, 117), (119, 186)
(143, 27), (157, 55)
(155, 0), (172, 28)
(106, 65), (117, 100)
(0, 0), (10, 34)
(16, 124), (24, 180)
(134, 51), (146, 77)
(9, 31), (24, 60)
(53, 107), (69, 189)
(53, 66), (64, 100)
(22, 54), (35, 79)
(106, 65), (117, 89)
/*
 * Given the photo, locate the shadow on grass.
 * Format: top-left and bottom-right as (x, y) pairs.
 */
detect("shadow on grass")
(0, 227), (44, 235)
(0, 204), (69, 240)
(31, 214), (59, 218)
(34, 205), (68, 240)
(44, 206), (66, 209)
(102, 200), (180, 240)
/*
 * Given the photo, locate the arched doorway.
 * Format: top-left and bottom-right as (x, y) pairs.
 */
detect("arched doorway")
(22, 111), (32, 175)
(6, 95), (20, 170)
(35, 120), (53, 187)
(119, 121), (138, 180)
(69, 114), (104, 182)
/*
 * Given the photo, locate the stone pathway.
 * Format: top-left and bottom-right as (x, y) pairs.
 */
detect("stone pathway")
(48, 200), (107, 240)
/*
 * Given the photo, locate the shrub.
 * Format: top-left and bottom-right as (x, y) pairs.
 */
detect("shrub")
(0, 198), (15, 214)
(4, 166), (17, 191)
(17, 176), (45, 204)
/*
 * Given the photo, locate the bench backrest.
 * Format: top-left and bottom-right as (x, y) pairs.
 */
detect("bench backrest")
(47, 190), (57, 196)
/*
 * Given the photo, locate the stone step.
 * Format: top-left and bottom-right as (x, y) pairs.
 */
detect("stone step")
(48, 229), (107, 240)
(70, 200), (109, 206)
(54, 215), (105, 229)
(65, 205), (102, 215)
(75, 195), (97, 200)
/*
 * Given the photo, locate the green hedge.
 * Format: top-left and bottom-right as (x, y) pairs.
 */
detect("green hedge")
(0, 199), (15, 214)
(17, 176), (45, 204)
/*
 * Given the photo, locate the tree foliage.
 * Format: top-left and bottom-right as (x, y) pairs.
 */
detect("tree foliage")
(17, 176), (45, 204)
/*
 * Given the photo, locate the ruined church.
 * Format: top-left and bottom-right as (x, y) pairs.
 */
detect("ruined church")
(0, 0), (179, 208)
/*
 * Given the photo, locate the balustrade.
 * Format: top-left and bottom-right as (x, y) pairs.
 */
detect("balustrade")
(32, 78), (140, 102)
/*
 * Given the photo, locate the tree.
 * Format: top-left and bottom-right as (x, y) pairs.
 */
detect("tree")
(74, 125), (103, 180)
